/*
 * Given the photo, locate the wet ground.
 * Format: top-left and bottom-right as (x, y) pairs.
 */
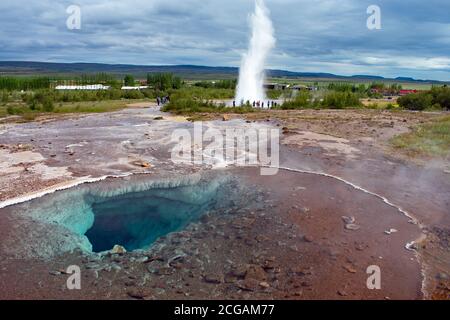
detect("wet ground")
(0, 105), (448, 299)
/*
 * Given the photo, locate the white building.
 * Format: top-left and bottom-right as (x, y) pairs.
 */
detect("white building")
(121, 86), (149, 90)
(55, 84), (110, 90)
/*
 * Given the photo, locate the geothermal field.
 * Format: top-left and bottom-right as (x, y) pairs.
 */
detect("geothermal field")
(0, 0), (449, 304)
(1, 104), (449, 300)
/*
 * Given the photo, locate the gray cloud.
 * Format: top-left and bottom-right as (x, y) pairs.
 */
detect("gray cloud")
(0, 0), (449, 80)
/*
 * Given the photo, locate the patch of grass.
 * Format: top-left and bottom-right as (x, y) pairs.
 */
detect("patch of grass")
(0, 99), (149, 122)
(53, 100), (130, 113)
(391, 115), (450, 158)
(162, 96), (254, 115)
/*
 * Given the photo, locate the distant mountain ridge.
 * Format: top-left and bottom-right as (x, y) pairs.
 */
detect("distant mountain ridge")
(0, 61), (447, 84)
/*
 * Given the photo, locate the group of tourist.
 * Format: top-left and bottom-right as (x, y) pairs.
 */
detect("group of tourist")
(156, 96), (170, 106)
(232, 100), (278, 109)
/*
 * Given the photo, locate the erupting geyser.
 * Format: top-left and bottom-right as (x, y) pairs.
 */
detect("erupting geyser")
(235, 0), (276, 104)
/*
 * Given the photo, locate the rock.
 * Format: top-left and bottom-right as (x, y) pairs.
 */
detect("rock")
(290, 266), (313, 276)
(342, 216), (355, 224)
(111, 245), (127, 255)
(124, 280), (136, 287)
(222, 115), (230, 121)
(301, 281), (312, 287)
(135, 256), (149, 263)
(345, 224), (360, 231)
(203, 273), (223, 284)
(262, 258), (277, 271)
(156, 267), (174, 276)
(140, 162), (151, 168)
(127, 289), (149, 299)
(230, 265), (247, 278)
(237, 278), (260, 291)
(85, 263), (101, 270)
(259, 281), (270, 289)
(384, 228), (398, 235)
(303, 235), (314, 243)
(437, 273), (449, 280)
(343, 265), (357, 274)
(337, 289), (348, 297)
(245, 265), (267, 282)
(255, 235), (269, 243)
(153, 116), (164, 120)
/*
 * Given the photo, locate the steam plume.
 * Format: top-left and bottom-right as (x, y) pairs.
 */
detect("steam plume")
(235, 0), (276, 105)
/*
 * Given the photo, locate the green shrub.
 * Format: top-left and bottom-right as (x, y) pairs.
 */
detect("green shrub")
(398, 93), (433, 111)
(147, 73), (182, 91)
(42, 98), (54, 112)
(1, 91), (9, 104)
(279, 91), (312, 109)
(321, 91), (362, 109)
(123, 75), (135, 86)
(433, 87), (450, 110)
(267, 89), (283, 99)
(194, 79), (237, 90)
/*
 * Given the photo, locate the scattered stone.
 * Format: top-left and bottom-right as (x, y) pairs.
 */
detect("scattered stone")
(384, 228), (398, 235)
(345, 224), (361, 231)
(237, 278), (260, 291)
(437, 273), (449, 280)
(342, 216), (355, 224)
(203, 273), (223, 284)
(255, 235), (269, 243)
(124, 280), (136, 287)
(135, 256), (149, 263)
(290, 266), (313, 276)
(127, 289), (149, 299)
(85, 263), (101, 270)
(109, 245), (126, 255)
(337, 289), (348, 297)
(230, 265), (247, 278)
(301, 281), (312, 287)
(303, 235), (314, 243)
(282, 127), (291, 134)
(140, 162), (151, 168)
(259, 281), (270, 289)
(245, 265), (267, 282)
(343, 265), (357, 274)
(156, 267), (174, 276)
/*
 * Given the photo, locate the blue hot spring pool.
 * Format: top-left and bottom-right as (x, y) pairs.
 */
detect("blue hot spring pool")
(85, 187), (216, 252)
(6, 172), (244, 257)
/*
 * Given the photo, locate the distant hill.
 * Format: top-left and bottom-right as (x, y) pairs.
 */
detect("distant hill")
(0, 61), (447, 84)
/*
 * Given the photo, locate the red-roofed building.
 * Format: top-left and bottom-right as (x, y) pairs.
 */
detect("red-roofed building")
(399, 89), (418, 96)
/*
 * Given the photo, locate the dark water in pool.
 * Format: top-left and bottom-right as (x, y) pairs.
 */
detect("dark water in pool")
(85, 190), (215, 252)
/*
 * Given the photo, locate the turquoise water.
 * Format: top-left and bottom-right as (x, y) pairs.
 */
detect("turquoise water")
(85, 189), (214, 252)
(11, 173), (241, 256)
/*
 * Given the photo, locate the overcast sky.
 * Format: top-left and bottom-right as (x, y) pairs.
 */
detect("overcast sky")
(0, 0), (449, 80)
